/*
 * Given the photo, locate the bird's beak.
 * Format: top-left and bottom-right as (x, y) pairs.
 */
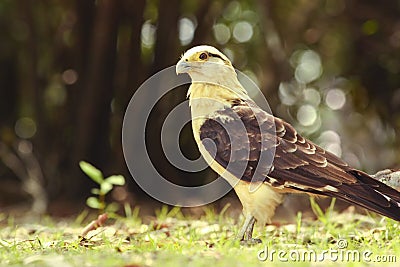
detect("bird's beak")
(176, 60), (191, 75)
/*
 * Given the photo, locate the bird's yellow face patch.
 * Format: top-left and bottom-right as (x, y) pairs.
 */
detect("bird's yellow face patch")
(182, 51), (209, 63)
(177, 45), (232, 71)
(181, 51), (230, 65)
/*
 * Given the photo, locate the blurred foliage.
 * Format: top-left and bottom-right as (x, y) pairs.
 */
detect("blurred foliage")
(0, 0), (399, 213)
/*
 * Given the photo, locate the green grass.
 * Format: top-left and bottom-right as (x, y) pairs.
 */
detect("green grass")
(0, 205), (399, 267)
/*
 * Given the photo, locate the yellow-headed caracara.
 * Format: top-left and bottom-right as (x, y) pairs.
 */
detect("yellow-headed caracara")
(176, 45), (400, 244)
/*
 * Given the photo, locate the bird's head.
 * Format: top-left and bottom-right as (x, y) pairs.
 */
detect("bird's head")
(176, 45), (248, 98)
(176, 45), (234, 78)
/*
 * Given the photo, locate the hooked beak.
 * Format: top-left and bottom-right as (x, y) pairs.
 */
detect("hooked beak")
(176, 60), (192, 75)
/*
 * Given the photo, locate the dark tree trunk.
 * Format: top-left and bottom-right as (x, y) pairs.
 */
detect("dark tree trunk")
(70, 0), (120, 195)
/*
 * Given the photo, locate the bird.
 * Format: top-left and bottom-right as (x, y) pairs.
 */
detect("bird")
(176, 45), (400, 244)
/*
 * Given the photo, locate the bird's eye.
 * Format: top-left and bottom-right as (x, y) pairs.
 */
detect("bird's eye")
(199, 52), (208, 60)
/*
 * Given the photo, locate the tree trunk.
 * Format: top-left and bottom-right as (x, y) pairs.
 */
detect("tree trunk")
(71, 0), (120, 194)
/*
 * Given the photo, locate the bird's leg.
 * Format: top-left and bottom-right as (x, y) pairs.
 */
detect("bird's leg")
(237, 214), (252, 240)
(237, 214), (262, 245)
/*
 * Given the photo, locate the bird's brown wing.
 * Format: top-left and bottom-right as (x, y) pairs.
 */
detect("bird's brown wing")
(199, 102), (400, 221)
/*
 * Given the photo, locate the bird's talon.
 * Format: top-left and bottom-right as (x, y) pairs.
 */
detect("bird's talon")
(240, 238), (262, 246)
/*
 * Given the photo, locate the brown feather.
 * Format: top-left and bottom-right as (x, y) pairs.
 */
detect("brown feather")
(199, 101), (400, 221)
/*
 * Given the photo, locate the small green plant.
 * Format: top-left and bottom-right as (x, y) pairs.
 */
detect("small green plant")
(310, 197), (336, 226)
(79, 161), (125, 214)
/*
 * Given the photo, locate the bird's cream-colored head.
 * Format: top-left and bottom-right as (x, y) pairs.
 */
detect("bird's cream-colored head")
(176, 45), (249, 100)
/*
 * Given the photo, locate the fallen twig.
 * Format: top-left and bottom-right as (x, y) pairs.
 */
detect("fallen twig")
(80, 213), (108, 238)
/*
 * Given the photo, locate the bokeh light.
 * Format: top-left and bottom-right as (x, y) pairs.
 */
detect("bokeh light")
(213, 23), (231, 45)
(297, 104), (317, 126)
(62, 69), (78, 85)
(223, 1), (241, 21)
(303, 87), (321, 106)
(278, 82), (298, 106)
(362, 19), (379, 35)
(179, 17), (196, 45)
(18, 140), (33, 154)
(294, 50), (323, 84)
(222, 48), (235, 62)
(318, 130), (342, 157)
(325, 143), (342, 157)
(15, 117), (37, 139)
(45, 77), (67, 107)
(325, 88), (346, 110)
(232, 21), (253, 43)
(141, 20), (156, 48)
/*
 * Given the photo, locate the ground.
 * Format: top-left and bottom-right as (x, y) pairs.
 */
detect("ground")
(0, 205), (399, 267)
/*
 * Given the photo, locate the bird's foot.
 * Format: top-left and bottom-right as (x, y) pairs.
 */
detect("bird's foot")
(240, 238), (262, 246)
(237, 215), (262, 245)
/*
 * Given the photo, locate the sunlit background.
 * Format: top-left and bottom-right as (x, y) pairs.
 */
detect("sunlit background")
(0, 0), (399, 218)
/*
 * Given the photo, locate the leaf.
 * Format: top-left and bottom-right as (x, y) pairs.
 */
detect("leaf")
(310, 197), (327, 224)
(91, 188), (100, 195)
(79, 161), (104, 184)
(105, 175), (125, 186)
(105, 202), (120, 213)
(100, 182), (113, 195)
(86, 197), (102, 209)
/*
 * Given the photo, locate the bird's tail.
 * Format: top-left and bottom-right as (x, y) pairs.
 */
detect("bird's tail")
(331, 169), (400, 222)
